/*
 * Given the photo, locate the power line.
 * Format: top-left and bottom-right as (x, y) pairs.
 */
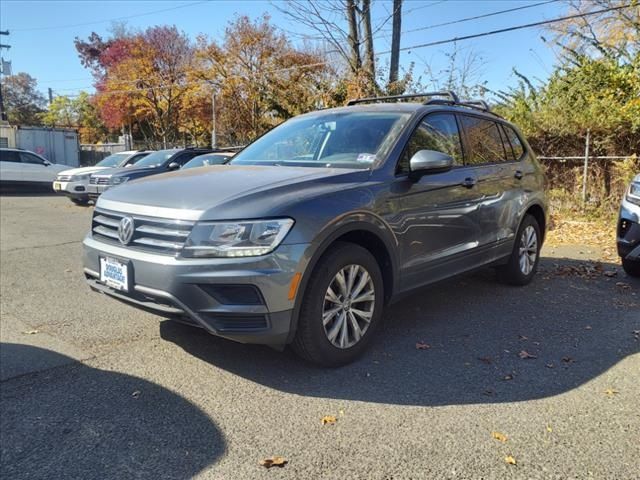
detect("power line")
(379, 3), (634, 55)
(402, 0), (559, 35)
(403, 0), (447, 15)
(11, 1), (209, 32)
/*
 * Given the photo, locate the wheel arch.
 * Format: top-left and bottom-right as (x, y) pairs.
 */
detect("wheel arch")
(524, 203), (547, 244)
(286, 218), (398, 343)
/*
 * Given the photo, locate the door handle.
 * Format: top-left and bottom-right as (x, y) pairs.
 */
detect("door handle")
(514, 170), (524, 180)
(461, 177), (477, 188)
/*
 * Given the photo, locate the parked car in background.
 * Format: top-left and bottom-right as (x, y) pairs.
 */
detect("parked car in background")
(53, 150), (153, 205)
(87, 148), (213, 200)
(181, 151), (237, 170)
(0, 148), (69, 190)
(83, 92), (548, 367)
(617, 174), (640, 277)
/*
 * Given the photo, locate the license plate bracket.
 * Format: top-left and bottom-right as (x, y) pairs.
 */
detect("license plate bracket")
(99, 256), (131, 292)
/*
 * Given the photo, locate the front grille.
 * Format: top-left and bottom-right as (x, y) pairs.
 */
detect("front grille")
(90, 176), (110, 185)
(57, 175), (73, 181)
(91, 208), (194, 255)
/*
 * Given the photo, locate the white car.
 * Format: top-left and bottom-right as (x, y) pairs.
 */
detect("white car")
(0, 148), (69, 189)
(53, 150), (152, 205)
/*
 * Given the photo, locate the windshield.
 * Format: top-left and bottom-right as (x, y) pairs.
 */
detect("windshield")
(182, 154), (231, 170)
(133, 149), (180, 168)
(96, 153), (130, 168)
(231, 111), (410, 169)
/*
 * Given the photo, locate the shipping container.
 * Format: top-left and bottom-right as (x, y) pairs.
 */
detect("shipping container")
(0, 126), (80, 167)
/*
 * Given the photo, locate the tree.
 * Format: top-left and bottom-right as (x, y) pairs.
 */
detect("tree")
(194, 15), (332, 144)
(277, 1), (398, 95)
(2, 73), (46, 125)
(40, 95), (76, 127)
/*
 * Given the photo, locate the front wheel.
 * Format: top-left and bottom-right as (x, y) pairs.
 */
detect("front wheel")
(71, 197), (90, 206)
(498, 214), (541, 286)
(622, 258), (640, 277)
(292, 242), (384, 367)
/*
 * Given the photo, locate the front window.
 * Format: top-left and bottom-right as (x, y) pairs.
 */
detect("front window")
(231, 111), (410, 169)
(96, 153), (130, 168)
(133, 149), (180, 168)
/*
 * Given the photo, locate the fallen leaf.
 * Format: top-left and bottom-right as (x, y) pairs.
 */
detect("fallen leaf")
(260, 456), (287, 469)
(321, 415), (337, 425)
(584, 325), (592, 330)
(131, 390), (141, 398)
(616, 282), (631, 290)
(604, 388), (619, 396)
(562, 356), (575, 364)
(483, 389), (495, 396)
(518, 335), (528, 340)
(478, 357), (492, 364)
(23, 329), (39, 335)
(502, 374), (514, 381)
(64, 268), (72, 273)
(492, 431), (508, 443)
(415, 342), (430, 350)
(546, 425), (553, 433)
(603, 270), (617, 277)
(505, 455), (517, 465)
(545, 363), (554, 369)
(519, 350), (537, 359)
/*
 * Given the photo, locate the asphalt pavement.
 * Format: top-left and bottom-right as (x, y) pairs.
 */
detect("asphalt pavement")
(1, 195), (638, 479)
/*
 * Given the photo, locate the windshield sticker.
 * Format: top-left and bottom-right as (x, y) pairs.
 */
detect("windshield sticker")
(356, 153), (377, 163)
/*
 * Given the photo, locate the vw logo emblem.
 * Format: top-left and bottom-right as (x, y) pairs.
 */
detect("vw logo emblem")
(118, 216), (135, 245)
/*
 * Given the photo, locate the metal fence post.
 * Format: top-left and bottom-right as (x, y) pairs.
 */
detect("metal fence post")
(582, 129), (590, 204)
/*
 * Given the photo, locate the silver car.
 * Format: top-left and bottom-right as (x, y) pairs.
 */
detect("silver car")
(83, 92), (548, 366)
(617, 174), (640, 277)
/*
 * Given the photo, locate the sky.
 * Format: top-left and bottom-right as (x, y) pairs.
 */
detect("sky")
(0, 0), (568, 100)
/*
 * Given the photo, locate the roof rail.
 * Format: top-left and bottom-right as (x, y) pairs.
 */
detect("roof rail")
(346, 91), (459, 106)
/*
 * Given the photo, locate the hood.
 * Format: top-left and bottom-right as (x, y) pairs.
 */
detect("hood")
(59, 166), (109, 176)
(98, 165), (369, 220)
(96, 165), (158, 178)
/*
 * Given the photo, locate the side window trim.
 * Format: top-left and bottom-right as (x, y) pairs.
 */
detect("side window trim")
(395, 111), (464, 176)
(497, 123), (515, 162)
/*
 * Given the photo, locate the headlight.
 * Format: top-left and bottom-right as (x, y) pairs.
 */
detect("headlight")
(626, 182), (640, 206)
(72, 174), (90, 181)
(182, 218), (294, 258)
(111, 176), (129, 185)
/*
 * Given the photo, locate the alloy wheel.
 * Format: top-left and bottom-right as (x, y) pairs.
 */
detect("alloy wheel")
(518, 225), (538, 275)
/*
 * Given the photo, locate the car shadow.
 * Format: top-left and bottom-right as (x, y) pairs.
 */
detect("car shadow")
(0, 344), (226, 479)
(160, 257), (639, 407)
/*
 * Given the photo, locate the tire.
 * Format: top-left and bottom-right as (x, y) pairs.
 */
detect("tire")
(622, 258), (640, 277)
(497, 214), (541, 286)
(292, 241), (384, 367)
(71, 197), (90, 206)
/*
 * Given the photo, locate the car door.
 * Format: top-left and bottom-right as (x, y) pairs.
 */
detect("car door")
(458, 115), (520, 252)
(0, 150), (23, 182)
(386, 112), (484, 290)
(19, 152), (52, 183)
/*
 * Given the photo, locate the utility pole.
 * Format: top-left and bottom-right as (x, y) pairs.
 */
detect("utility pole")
(0, 30), (10, 122)
(211, 89), (217, 149)
(389, 0), (402, 86)
(48, 87), (53, 105)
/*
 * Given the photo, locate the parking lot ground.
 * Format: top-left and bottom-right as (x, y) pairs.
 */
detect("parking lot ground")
(1, 195), (639, 479)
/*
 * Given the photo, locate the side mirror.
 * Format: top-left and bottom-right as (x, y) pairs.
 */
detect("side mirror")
(167, 162), (180, 170)
(43, 160), (51, 166)
(409, 150), (453, 179)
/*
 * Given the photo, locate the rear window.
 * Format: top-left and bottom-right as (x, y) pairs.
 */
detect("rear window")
(460, 116), (506, 165)
(0, 150), (20, 163)
(501, 125), (525, 160)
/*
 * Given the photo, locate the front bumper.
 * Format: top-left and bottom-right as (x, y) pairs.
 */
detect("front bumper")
(87, 183), (111, 199)
(53, 180), (89, 199)
(617, 197), (640, 261)
(83, 235), (311, 345)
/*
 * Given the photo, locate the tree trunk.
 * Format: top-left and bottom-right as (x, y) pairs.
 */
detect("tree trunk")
(346, 0), (361, 73)
(361, 0), (376, 93)
(389, 0), (402, 86)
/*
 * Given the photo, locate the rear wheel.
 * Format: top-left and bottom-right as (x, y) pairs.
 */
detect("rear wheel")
(498, 214), (541, 286)
(622, 258), (640, 277)
(292, 242), (384, 367)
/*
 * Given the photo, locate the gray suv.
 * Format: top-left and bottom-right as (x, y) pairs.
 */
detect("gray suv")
(83, 92), (547, 366)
